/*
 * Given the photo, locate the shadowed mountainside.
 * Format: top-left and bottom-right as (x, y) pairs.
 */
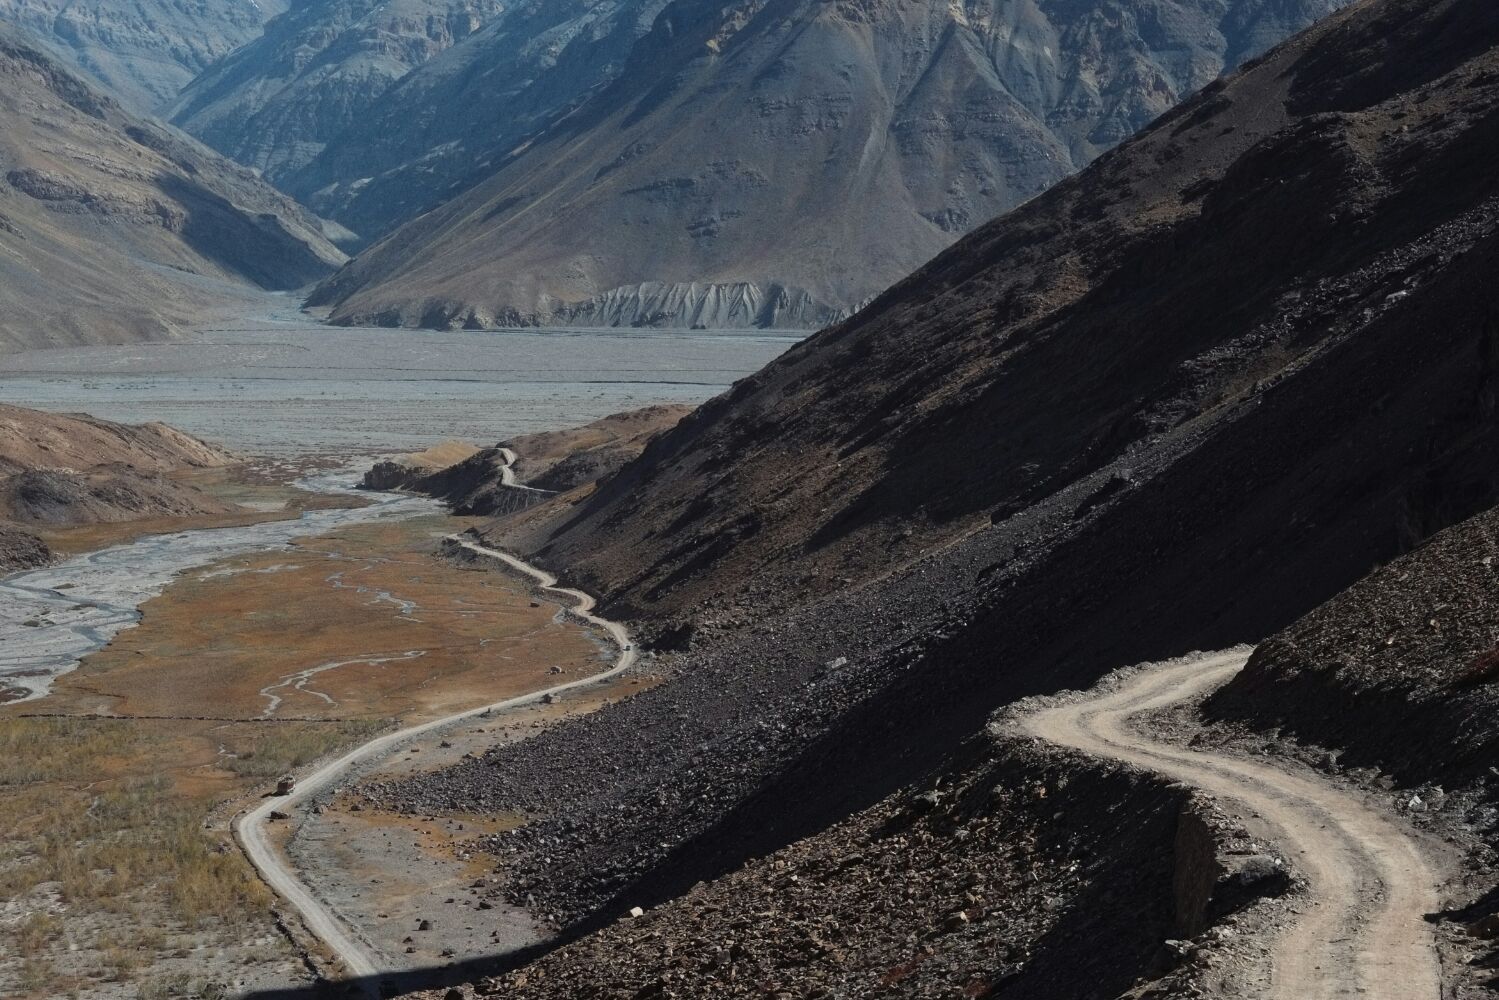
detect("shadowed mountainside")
(1209, 503), (1499, 791)
(497, 0), (1499, 630)
(370, 0), (1499, 964)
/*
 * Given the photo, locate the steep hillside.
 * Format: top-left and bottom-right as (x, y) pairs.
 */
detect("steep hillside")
(0, 25), (345, 352)
(166, 0), (505, 191)
(309, 0), (1345, 328)
(495, 0), (1499, 628)
(380, 0), (1499, 950)
(507, 404), (694, 491)
(0, 0), (284, 111)
(0, 404), (236, 474)
(1208, 502), (1499, 791)
(397, 729), (1234, 1000)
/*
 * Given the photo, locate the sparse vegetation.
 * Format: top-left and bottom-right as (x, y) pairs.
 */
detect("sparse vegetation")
(0, 717), (147, 786)
(0, 511), (567, 994)
(222, 718), (386, 778)
(13, 912), (62, 955)
(136, 971), (192, 1000)
(0, 714), (385, 994)
(14, 957), (51, 994)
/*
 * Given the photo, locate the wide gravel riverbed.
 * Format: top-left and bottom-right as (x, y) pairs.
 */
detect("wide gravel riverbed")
(0, 295), (802, 454)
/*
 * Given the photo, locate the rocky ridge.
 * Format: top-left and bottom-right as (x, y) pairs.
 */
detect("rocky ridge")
(0, 404), (238, 473)
(177, 0), (670, 241)
(363, 405), (693, 509)
(166, 0), (506, 193)
(1, 467), (237, 527)
(0, 403), (241, 570)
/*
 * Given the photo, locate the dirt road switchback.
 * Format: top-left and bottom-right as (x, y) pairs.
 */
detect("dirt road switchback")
(1021, 650), (1442, 1000)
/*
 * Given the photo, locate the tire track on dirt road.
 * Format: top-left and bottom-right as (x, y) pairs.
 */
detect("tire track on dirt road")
(1021, 650), (1442, 1000)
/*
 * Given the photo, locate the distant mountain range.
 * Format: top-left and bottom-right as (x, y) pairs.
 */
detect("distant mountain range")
(170, 0), (670, 242)
(164, 0), (508, 189)
(0, 24), (344, 351)
(301, 0), (1348, 328)
(0, 0), (1348, 332)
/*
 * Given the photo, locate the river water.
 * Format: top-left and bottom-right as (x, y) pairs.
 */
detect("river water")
(0, 470), (443, 704)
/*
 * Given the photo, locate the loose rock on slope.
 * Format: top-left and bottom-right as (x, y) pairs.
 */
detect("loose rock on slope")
(374, 0), (1499, 961)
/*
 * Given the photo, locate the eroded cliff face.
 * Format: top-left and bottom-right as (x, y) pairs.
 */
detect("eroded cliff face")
(167, 0), (508, 191)
(0, 0), (285, 111)
(358, 280), (847, 330)
(308, 0), (1347, 327)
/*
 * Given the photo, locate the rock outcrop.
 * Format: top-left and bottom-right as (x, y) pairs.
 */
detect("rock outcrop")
(375, 281), (846, 332)
(363, 405), (692, 511)
(308, 0), (1346, 326)
(362, 449), (552, 515)
(2, 468), (237, 526)
(0, 24), (345, 351)
(361, 460), (422, 493)
(0, 522), (49, 572)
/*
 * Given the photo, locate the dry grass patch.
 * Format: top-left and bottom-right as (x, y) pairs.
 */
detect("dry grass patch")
(45, 515), (602, 721)
(221, 717), (387, 778)
(0, 510), (603, 993)
(0, 714), (386, 993)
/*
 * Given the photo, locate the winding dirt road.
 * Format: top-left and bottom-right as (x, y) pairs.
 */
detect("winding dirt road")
(1022, 650), (1442, 1000)
(496, 446), (556, 497)
(234, 524), (633, 982)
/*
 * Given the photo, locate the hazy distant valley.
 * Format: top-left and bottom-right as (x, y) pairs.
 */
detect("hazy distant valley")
(2, 0), (1499, 999)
